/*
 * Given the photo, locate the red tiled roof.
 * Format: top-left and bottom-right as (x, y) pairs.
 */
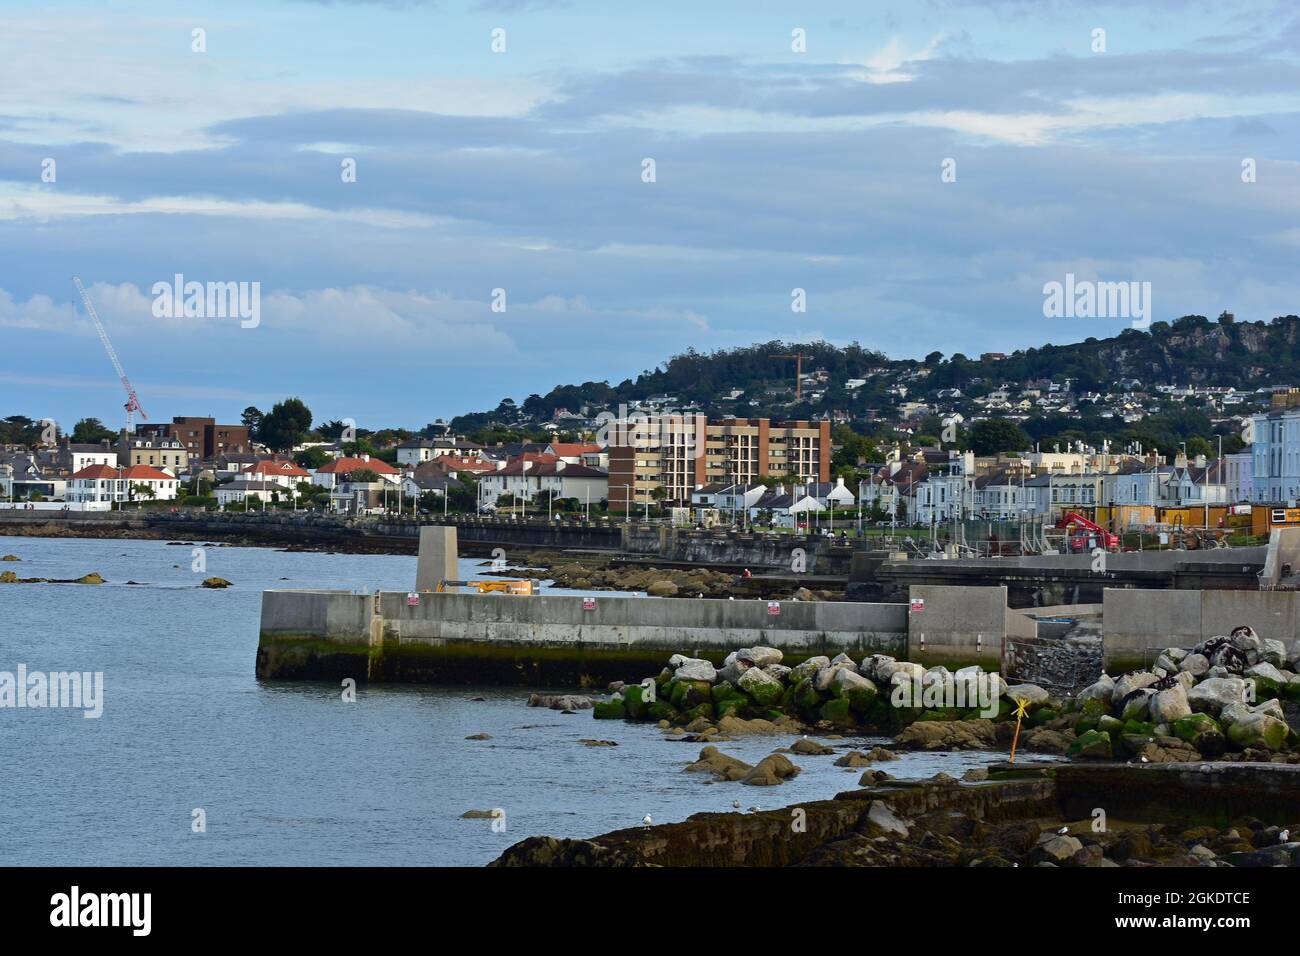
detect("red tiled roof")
(547, 443), (600, 458)
(71, 464), (120, 480)
(440, 455), (495, 473)
(315, 457), (399, 475)
(120, 465), (176, 482)
(243, 460), (311, 478)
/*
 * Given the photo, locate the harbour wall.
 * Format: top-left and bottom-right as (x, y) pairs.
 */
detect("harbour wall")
(1102, 587), (1300, 672)
(256, 589), (911, 687)
(256, 582), (1018, 686)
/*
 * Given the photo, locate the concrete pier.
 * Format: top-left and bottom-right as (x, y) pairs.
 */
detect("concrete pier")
(415, 526), (458, 592)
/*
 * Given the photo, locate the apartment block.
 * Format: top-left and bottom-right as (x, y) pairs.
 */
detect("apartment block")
(608, 415), (830, 510)
(136, 416), (251, 460)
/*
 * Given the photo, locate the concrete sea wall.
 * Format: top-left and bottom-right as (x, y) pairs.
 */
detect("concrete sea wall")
(1103, 587), (1300, 671)
(257, 589), (910, 687)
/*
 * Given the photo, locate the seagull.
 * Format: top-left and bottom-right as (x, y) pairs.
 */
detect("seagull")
(642, 815), (652, 827)
(1057, 826), (1069, 835)
(1140, 756), (1149, 763)
(1281, 830), (1290, 843)
(731, 800), (740, 810)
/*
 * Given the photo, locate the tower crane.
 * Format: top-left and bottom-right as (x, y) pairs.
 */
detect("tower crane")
(72, 276), (147, 430)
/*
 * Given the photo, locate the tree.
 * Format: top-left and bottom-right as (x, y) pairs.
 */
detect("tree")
(71, 418), (114, 444)
(447, 476), (478, 513)
(318, 420), (350, 441)
(968, 418), (1031, 456)
(259, 398), (312, 452)
(348, 468), (380, 483)
(831, 424), (875, 471)
(241, 406), (264, 439)
(294, 446), (330, 469)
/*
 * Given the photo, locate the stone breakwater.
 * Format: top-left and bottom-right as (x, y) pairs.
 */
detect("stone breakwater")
(592, 626), (1300, 764)
(1057, 625), (1300, 761)
(492, 763), (1300, 867)
(592, 645), (1033, 737)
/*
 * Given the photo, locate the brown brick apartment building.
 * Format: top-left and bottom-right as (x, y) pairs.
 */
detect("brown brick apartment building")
(608, 415), (831, 510)
(136, 417), (251, 461)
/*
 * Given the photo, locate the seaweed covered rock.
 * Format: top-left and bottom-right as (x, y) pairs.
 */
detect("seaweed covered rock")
(1066, 729), (1112, 759)
(1172, 713), (1226, 757)
(738, 667), (784, 707)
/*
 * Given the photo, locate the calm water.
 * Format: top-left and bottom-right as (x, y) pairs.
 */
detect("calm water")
(0, 534), (1052, 866)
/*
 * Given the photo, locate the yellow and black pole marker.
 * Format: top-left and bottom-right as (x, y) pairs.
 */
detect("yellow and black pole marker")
(1008, 697), (1029, 764)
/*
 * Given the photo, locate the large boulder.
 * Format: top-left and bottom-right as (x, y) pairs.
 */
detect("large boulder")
(1005, 683), (1050, 708)
(893, 719), (997, 750)
(1187, 676), (1249, 716)
(735, 646), (783, 667)
(1119, 689), (1155, 722)
(860, 655), (896, 681)
(717, 659), (751, 685)
(790, 656), (829, 684)
(876, 659), (923, 684)
(1034, 834), (1084, 864)
(1078, 675), (1115, 706)
(685, 746), (754, 781)
(1245, 663), (1287, 699)
(1226, 712), (1289, 751)
(1171, 713), (1226, 757)
(814, 660), (858, 693)
(763, 663), (792, 683)
(1066, 729), (1113, 759)
(1148, 683), (1191, 724)
(1261, 639), (1288, 669)
(1178, 653), (1210, 678)
(737, 667), (784, 707)
(829, 669), (879, 712)
(672, 657), (718, 684)
(740, 753), (801, 786)
(1111, 672), (1158, 708)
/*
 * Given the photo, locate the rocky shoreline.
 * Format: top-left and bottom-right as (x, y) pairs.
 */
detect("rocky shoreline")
(590, 627), (1300, 764)
(492, 763), (1300, 867)
(491, 551), (839, 601)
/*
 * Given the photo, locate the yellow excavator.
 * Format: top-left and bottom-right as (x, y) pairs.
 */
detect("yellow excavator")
(436, 579), (536, 595)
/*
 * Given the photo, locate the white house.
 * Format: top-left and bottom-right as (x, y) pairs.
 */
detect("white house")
(215, 479), (282, 507)
(68, 464), (179, 503)
(241, 459), (312, 490)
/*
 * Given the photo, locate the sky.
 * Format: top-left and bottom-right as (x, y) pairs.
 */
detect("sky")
(4, 0), (1300, 432)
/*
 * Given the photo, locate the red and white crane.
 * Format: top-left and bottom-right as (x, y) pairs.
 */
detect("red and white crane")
(72, 276), (147, 430)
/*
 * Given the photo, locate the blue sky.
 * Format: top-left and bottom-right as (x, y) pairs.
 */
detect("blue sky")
(4, 0), (1300, 431)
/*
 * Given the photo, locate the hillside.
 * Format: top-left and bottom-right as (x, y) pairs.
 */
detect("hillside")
(450, 314), (1300, 442)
